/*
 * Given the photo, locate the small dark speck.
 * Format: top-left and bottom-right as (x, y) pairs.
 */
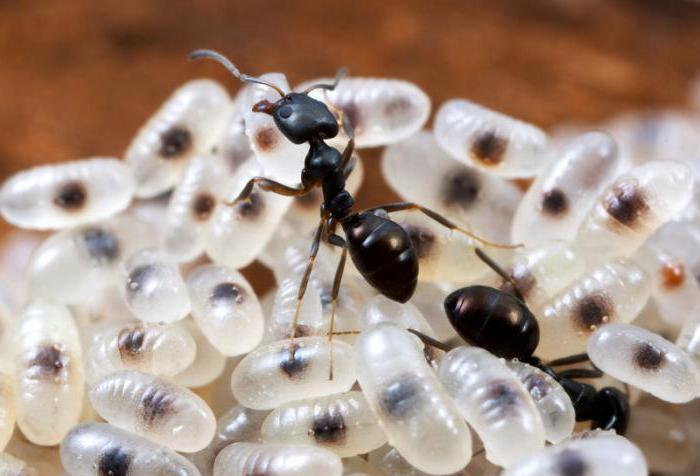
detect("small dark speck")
(541, 189), (569, 216)
(211, 282), (244, 305)
(470, 131), (508, 165)
(98, 445), (131, 476)
(633, 342), (665, 371)
(159, 126), (192, 159)
(441, 168), (481, 210)
(139, 386), (175, 426)
(279, 344), (309, 379)
(556, 449), (588, 476)
(380, 376), (422, 418)
(54, 181), (87, 210)
(83, 227), (120, 263)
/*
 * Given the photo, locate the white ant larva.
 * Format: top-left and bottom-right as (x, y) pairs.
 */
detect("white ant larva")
(438, 346), (545, 467)
(89, 370), (216, 452)
(60, 422), (200, 476)
(588, 323), (700, 403)
(230, 337), (356, 410)
(261, 390), (387, 457)
(0, 158), (134, 230)
(434, 99), (550, 178)
(13, 299), (84, 446)
(353, 322), (472, 475)
(172, 317), (227, 388)
(213, 442), (342, 476)
(125, 79), (231, 198)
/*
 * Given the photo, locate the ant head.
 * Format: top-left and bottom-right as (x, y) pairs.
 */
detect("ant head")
(190, 49), (344, 145)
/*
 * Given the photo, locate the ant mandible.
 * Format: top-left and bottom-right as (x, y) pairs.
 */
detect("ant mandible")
(190, 49), (517, 364)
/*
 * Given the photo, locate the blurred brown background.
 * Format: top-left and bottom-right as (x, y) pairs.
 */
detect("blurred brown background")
(2, 0), (700, 290)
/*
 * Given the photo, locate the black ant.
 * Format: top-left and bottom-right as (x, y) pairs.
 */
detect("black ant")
(190, 50), (516, 369)
(410, 248), (630, 435)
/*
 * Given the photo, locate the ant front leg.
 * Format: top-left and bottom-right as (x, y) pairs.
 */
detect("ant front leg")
(224, 176), (314, 207)
(364, 201), (521, 249)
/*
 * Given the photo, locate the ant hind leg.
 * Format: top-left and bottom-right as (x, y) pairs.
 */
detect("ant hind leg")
(224, 176), (313, 207)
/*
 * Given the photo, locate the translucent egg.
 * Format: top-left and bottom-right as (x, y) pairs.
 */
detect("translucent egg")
(381, 130), (522, 242)
(501, 434), (647, 476)
(172, 318), (227, 388)
(28, 215), (154, 304)
(13, 299), (84, 446)
(479, 241), (585, 308)
(231, 337), (355, 410)
(634, 243), (700, 327)
(588, 323), (700, 403)
(261, 391), (386, 457)
(576, 160), (694, 262)
(213, 442), (342, 476)
(511, 131), (620, 246)
(163, 153), (230, 262)
(0, 370), (15, 452)
(187, 263), (264, 356)
(89, 370), (216, 452)
(204, 158), (292, 269)
(439, 346), (545, 467)
(535, 259), (651, 360)
(506, 360), (575, 444)
(122, 248), (191, 323)
(125, 79), (231, 198)
(434, 99), (550, 178)
(190, 405), (269, 476)
(60, 422), (200, 476)
(300, 76), (430, 149)
(354, 322), (472, 474)
(0, 158), (134, 230)
(85, 321), (196, 385)
(0, 452), (36, 476)
(244, 73), (307, 185)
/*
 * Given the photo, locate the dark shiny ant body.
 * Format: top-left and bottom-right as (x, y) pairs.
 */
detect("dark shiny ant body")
(419, 248), (631, 435)
(191, 50), (513, 359)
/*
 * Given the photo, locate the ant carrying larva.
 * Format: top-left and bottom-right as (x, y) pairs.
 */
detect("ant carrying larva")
(190, 49), (519, 378)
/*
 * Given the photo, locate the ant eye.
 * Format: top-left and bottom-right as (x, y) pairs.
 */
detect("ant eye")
(278, 105), (293, 119)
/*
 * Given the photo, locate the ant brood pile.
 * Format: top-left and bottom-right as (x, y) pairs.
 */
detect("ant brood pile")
(1, 50), (700, 475)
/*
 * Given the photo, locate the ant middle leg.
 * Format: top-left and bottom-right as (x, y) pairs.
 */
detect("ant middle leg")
(364, 201), (521, 249)
(224, 176), (314, 207)
(325, 233), (348, 380)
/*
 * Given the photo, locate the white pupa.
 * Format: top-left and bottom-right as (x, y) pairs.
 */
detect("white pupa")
(28, 214), (154, 304)
(300, 76), (431, 149)
(511, 131), (620, 246)
(575, 160), (694, 262)
(502, 433), (647, 476)
(187, 263), (264, 356)
(434, 99), (550, 178)
(125, 79), (231, 198)
(506, 360), (575, 444)
(172, 317), (227, 388)
(0, 158), (134, 230)
(190, 405), (269, 476)
(89, 370), (216, 452)
(353, 322), (472, 475)
(231, 337), (355, 410)
(535, 259), (651, 360)
(0, 452), (37, 476)
(85, 321), (196, 385)
(163, 152), (230, 262)
(122, 248), (191, 323)
(60, 422), (200, 476)
(438, 346), (545, 467)
(381, 130), (523, 242)
(204, 158), (292, 269)
(479, 241), (585, 309)
(261, 391), (386, 457)
(588, 323), (700, 403)
(633, 243), (700, 327)
(13, 299), (84, 446)
(244, 73), (307, 185)
(213, 442), (342, 476)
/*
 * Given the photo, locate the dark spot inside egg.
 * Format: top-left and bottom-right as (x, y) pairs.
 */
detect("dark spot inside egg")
(159, 126), (192, 159)
(556, 449), (588, 476)
(633, 342), (665, 371)
(660, 262), (685, 289)
(27, 344), (67, 378)
(311, 405), (346, 444)
(470, 131), (508, 166)
(441, 168), (481, 210)
(574, 293), (612, 332)
(139, 386), (175, 426)
(211, 282), (244, 305)
(379, 376), (422, 418)
(255, 127), (278, 152)
(604, 180), (648, 228)
(83, 227), (120, 263)
(485, 381), (522, 410)
(541, 189), (569, 216)
(279, 344), (309, 379)
(403, 224), (436, 259)
(192, 192), (216, 221)
(54, 181), (87, 211)
(98, 445), (131, 476)
(118, 325), (146, 362)
(126, 264), (156, 298)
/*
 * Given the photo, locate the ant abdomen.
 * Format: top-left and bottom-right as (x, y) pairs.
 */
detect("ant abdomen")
(342, 211), (418, 303)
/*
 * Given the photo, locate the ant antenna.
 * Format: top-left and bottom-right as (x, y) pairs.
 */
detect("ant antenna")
(474, 248), (525, 302)
(303, 67), (348, 94)
(189, 49), (287, 98)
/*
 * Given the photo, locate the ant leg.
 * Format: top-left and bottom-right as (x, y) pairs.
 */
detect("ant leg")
(406, 329), (453, 353)
(474, 247), (524, 301)
(557, 368), (604, 380)
(341, 138), (356, 174)
(547, 353), (591, 367)
(288, 220), (325, 357)
(326, 234), (348, 380)
(364, 201), (521, 249)
(224, 177), (313, 207)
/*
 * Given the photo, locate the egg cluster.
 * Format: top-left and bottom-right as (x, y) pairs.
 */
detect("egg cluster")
(0, 63), (699, 476)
